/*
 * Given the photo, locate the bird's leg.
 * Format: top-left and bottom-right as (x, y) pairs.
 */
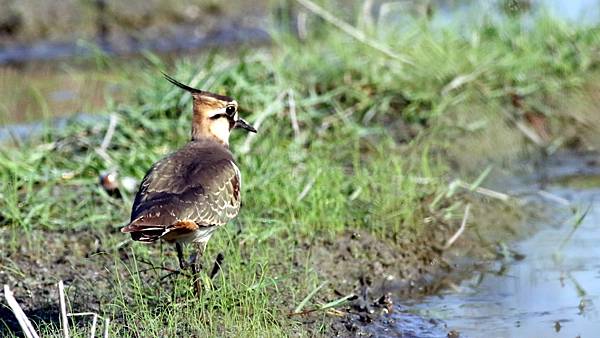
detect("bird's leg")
(209, 253), (225, 279)
(151, 243), (192, 281)
(190, 242), (206, 298)
(187, 249), (199, 268)
(176, 242), (186, 270)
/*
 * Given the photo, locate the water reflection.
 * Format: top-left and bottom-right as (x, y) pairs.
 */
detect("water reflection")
(409, 154), (600, 337)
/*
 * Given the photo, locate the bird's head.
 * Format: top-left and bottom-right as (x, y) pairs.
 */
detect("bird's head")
(164, 74), (256, 145)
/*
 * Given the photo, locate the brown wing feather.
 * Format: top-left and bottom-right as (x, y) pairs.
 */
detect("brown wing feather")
(121, 140), (241, 242)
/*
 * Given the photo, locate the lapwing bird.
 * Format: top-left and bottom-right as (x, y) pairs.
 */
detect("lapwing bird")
(121, 74), (256, 295)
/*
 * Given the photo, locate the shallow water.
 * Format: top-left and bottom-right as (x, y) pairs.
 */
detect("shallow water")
(414, 189), (600, 337)
(0, 113), (103, 144)
(366, 153), (600, 337)
(0, 24), (270, 65)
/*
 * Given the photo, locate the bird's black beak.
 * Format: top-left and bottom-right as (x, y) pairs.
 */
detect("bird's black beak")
(234, 118), (257, 133)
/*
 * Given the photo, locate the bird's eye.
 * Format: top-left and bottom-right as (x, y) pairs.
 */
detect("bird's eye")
(225, 105), (236, 116)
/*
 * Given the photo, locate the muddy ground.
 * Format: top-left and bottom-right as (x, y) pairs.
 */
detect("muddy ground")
(0, 190), (527, 336)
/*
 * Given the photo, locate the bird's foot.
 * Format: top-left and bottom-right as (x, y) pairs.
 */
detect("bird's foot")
(160, 269), (192, 281)
(136, 258), (192, 279)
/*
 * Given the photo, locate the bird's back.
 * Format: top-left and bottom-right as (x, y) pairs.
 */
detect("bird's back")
(123, 138), (241, 243)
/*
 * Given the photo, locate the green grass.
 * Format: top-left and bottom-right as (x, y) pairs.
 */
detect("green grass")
(2, 2), (600, 336)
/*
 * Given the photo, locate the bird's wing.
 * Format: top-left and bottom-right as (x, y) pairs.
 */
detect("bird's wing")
(121, 150), (241, 241)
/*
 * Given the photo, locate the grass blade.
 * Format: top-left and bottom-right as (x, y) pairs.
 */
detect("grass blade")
(293, 282), (327, 314)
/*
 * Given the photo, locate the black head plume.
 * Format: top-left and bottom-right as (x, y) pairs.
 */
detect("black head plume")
(163, 73), (234, 102)
(162, 73), (204, 94)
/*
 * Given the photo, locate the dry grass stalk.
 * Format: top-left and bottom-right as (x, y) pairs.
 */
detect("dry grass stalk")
(104, 318), (110, 338)
(4, 282), (110, 337)
(67, 312), (99, 338)
(297, 172), (320, 201)
(295, 0), (413, 65)
(298, 177), (317, 202)
(3, 285), (40, 338)
(297, 10), (308, 40)
(443, 203), (471, 250)
(537, 190), (570, 206)
(95, 113), (118, 165)
(287, 89), (300, 138)
(58, 280), (70, 338)
(455, 181), (511, 201)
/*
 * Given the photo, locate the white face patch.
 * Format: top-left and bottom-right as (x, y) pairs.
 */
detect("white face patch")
(209, 117), (232, 145)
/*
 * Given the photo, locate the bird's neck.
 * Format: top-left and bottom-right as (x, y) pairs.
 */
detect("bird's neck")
(191, 115), (230, 147)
